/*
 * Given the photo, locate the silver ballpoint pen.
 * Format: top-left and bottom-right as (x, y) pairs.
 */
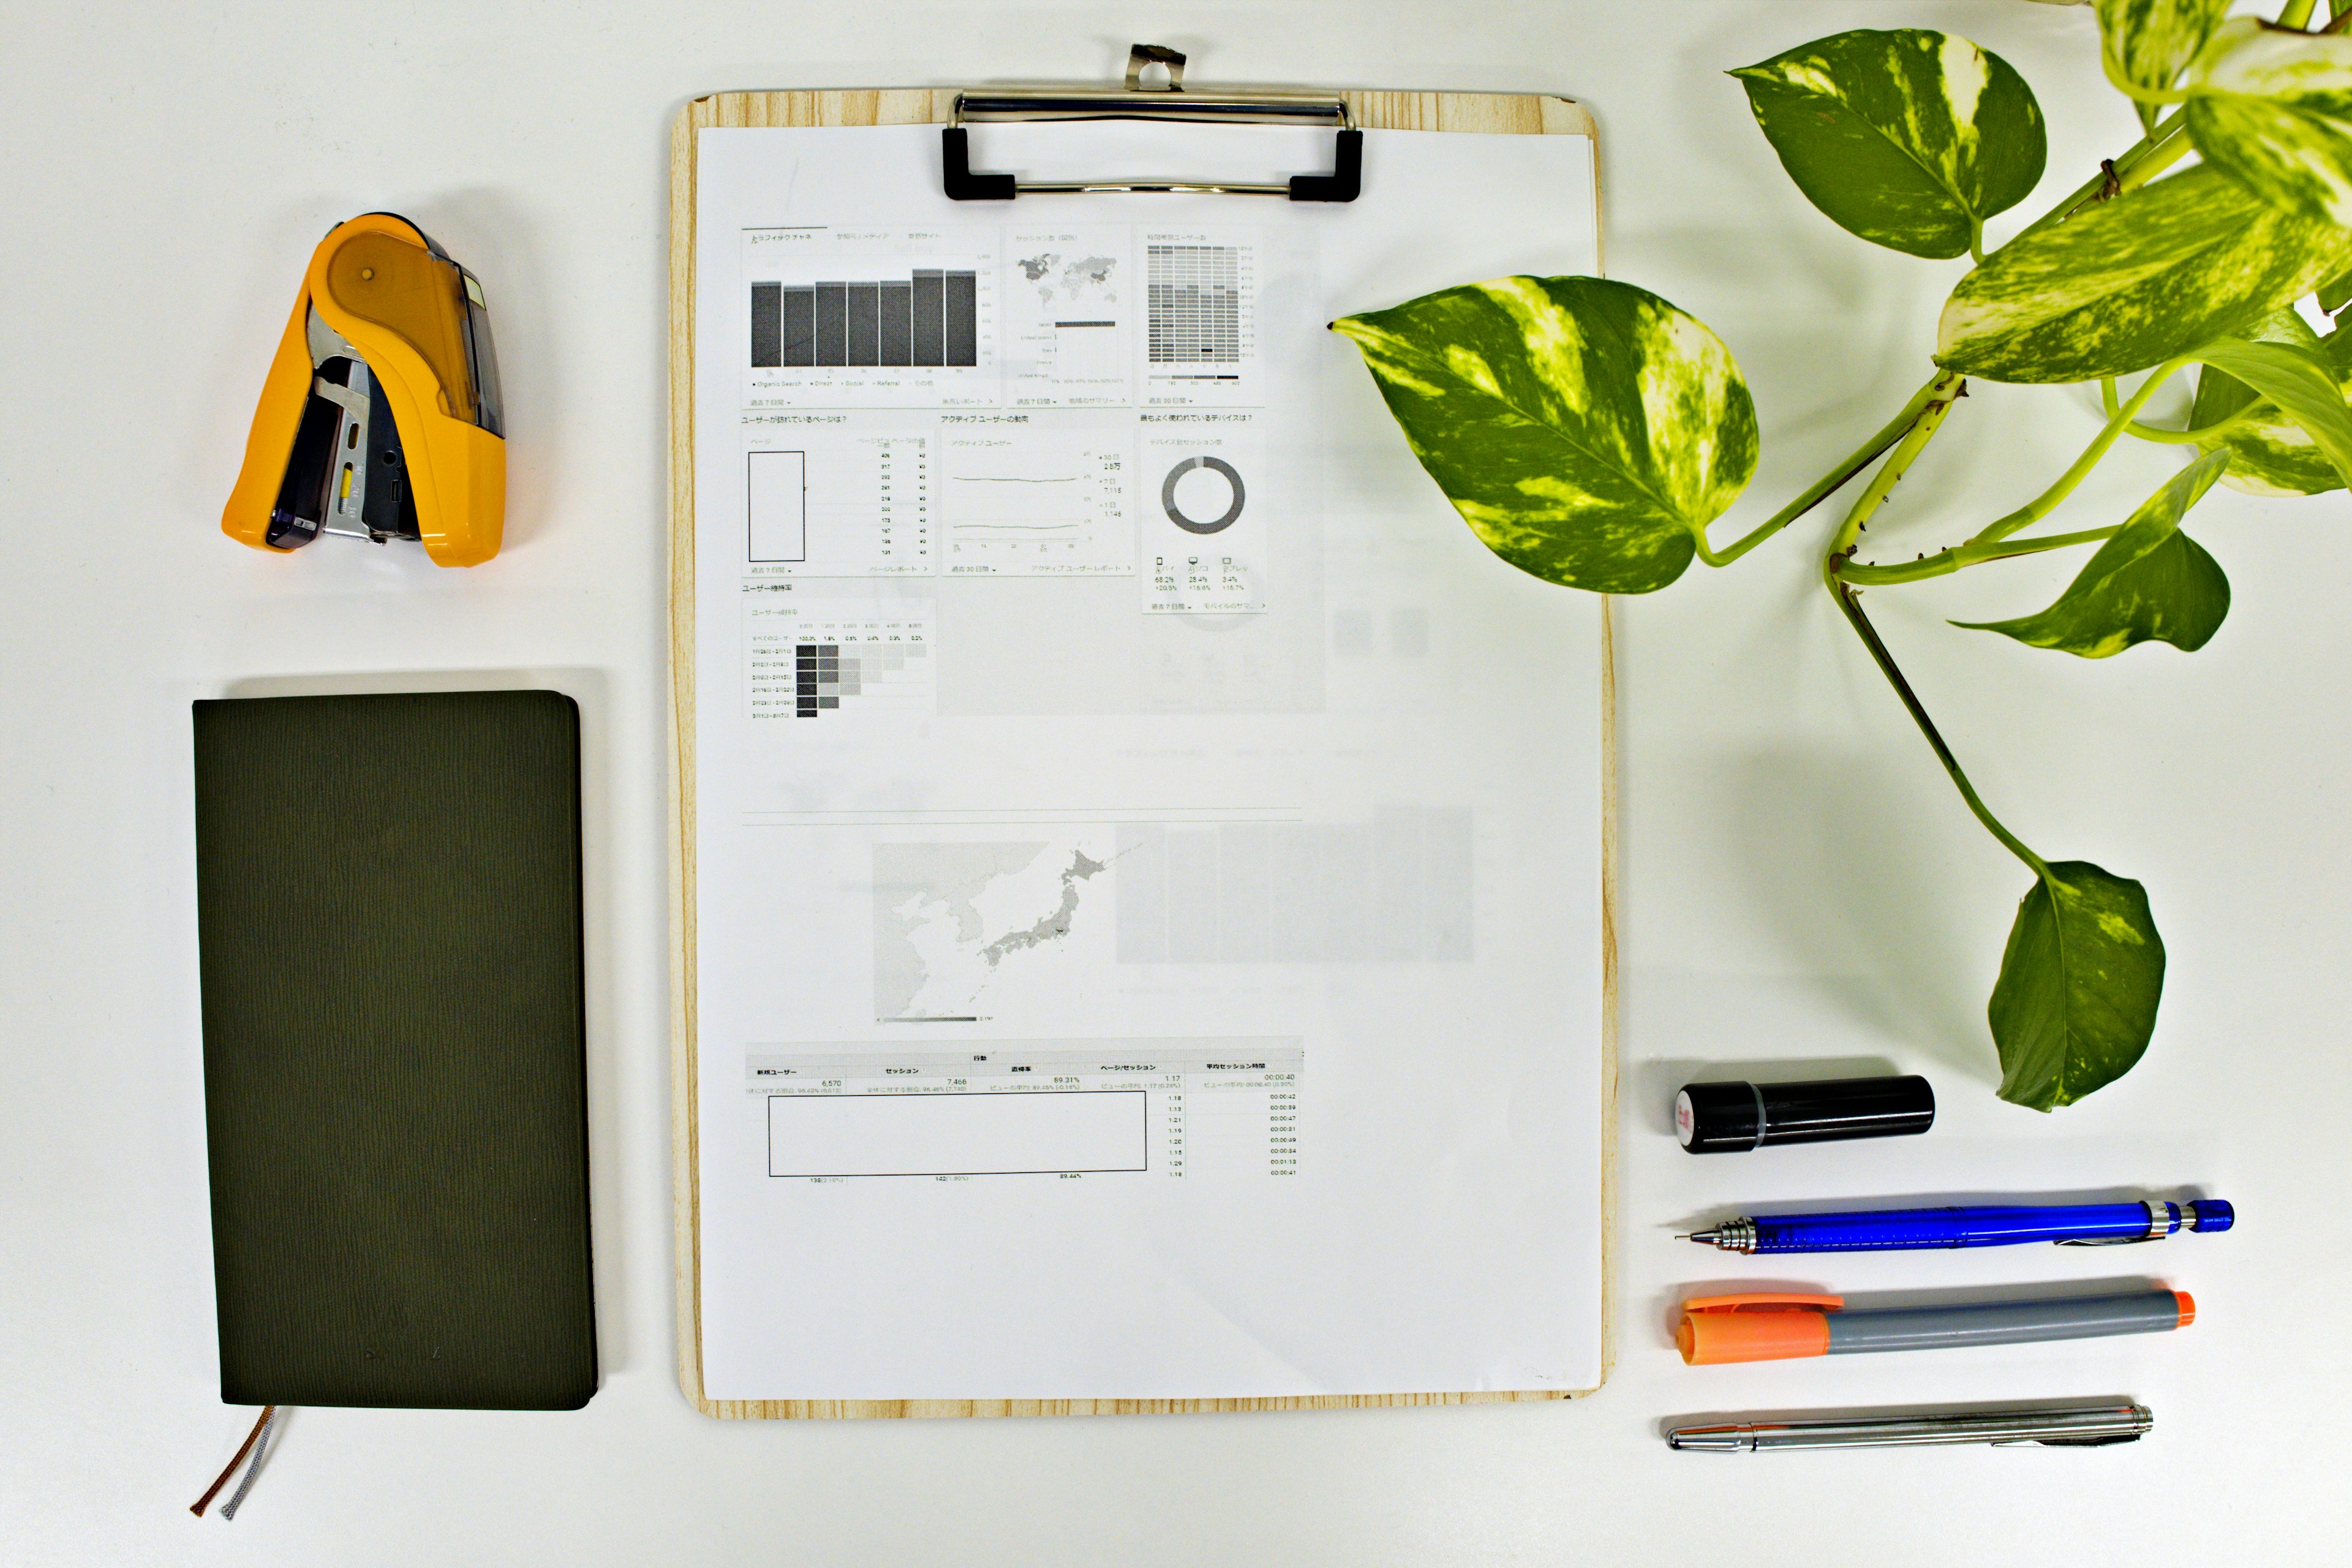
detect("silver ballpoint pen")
(1666, 1402), (2153, 1451)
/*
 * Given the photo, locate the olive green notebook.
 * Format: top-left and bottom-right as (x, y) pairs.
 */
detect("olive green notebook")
(192, 690), (597, 1410)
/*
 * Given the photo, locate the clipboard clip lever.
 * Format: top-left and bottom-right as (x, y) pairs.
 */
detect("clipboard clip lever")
(944, 45), (1361, 203)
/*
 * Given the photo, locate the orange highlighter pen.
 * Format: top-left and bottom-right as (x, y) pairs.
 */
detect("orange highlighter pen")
(1677, 1288), (2195, 1363)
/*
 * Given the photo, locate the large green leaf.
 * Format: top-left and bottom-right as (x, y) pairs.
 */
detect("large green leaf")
(2098, 0), (2231, 129)
(2183, 18), (2352, 227)
(2189, 333), (2352, 487)
(1330, 277), (1757, 594)
(1937, 165), (2352, 382)
(2188, 306), (2322, 428)
(2190, 312), (2352, 494)
(1991, 861), (2166, 1110)
(1730, 29), (2046, 258)
(1954, 449), (2231, 656)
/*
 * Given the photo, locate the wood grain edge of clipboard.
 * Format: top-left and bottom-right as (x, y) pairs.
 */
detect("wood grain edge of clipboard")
(665, 88), (1616, 1420)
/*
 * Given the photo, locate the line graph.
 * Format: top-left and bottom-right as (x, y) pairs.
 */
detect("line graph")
(950, 475), (1084, 533)
(941, 433), (1132, 576)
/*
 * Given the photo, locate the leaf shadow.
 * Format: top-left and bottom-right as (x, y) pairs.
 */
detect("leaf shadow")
(1705, 744), (2000, 1089)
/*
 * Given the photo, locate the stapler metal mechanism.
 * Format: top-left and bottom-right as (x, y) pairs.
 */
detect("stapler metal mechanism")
(224, 213), (505, 565)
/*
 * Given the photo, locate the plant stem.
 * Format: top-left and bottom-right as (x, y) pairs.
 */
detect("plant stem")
(2009, 111), (2188, 246)
(1702, 87), (2190, 578)
(1837, 524), (2123, 586)
(1709, 94), (2193, 578)
(2127, 404), (2261, 444)
(1812, 374), (2045, 879)
(1826, 372), (1969, 559)
(1827, 580), (2049, 876)
(1694, 374), (1954, 567)
(1967, 362), (2187, 546)
(1776, 32), (2220, 921)
(2280, 0), (2320, 30)
(2111, 130), (2194, 195)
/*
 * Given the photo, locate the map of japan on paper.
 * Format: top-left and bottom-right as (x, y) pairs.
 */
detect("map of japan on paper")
(692, 119), (1604, 1402)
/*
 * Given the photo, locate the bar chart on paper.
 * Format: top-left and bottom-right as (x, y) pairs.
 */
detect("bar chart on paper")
(743, 229), (996, 406)
(750, 271), (978, 368)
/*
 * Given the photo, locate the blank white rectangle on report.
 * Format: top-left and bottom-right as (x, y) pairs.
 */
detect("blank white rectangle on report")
(767, 1090), (1147, 1177)
(747, 450), (807, 562)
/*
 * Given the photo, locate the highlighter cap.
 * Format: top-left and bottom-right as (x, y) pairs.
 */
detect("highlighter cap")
(1675, 1075), (1934, 1154)
(1676, 1294), (1841, 1365)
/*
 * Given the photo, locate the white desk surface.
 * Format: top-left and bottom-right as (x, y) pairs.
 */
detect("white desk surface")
(2, 2), (2342, 1561)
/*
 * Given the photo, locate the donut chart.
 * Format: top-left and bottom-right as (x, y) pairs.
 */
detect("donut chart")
(1161, 456), (1246, 535)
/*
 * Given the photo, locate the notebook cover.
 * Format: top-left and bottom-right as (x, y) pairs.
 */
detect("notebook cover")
(192, 690), (597, 1409)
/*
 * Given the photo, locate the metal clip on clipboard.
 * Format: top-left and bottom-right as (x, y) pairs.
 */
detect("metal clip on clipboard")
(943, 44), (1362, 203)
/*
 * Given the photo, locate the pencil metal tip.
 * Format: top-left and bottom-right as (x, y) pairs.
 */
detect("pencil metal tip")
(1686, 1229), (1721, 1245)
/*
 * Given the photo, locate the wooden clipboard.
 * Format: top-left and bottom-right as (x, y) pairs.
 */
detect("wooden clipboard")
(668, 81), (1616, 1419)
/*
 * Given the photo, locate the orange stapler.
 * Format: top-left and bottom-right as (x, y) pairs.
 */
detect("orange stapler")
(223, 213), (505, 565)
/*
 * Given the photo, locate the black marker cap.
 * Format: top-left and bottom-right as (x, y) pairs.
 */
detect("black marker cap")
(1674, 1075), (1934, 1153)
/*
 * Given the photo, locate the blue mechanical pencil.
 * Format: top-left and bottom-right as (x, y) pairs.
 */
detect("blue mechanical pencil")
(1684, 1197), (2233, 1254)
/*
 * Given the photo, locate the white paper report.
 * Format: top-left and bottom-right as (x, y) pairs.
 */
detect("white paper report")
(692, 121), (1605, 1400)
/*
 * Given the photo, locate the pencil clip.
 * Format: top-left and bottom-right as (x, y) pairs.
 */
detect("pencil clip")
(943, 43), (1363, 203)
(2054, 1199), (2179, 1245)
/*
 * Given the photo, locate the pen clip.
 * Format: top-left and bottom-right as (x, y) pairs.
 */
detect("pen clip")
(2054, 1200), (2177, 1245)
(1681, 1292), (1845, 1314)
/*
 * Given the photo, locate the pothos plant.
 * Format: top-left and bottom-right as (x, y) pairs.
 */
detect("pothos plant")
(1333, 0), (2352, 1111)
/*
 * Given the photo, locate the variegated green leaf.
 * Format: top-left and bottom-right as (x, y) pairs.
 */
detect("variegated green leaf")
(2097, 0), (2231, 129)
(2319, 266), (2352, 313)
(2188, 333), (2352, 487)
(2183, 304), (2315, 429)
(1954, 449), (2231, 656)
(2189, 312), (2352, 494)
(1990, 861), (2165, 1110)
(1936, 165), (2352, 382)
(2182, 18), (2352, 227)
(1330, 277), (1757, 594)
(1731, 29), (2046, 259)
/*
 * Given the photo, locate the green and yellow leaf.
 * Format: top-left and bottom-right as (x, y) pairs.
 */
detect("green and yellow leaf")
(2189, 312), (2352, 494)
(1330, 277), (1757, 594)
(1954, 448), (2231, 656)
(1936, 165), (2352, 382)
(2182, 18), (2352, 227)
(2188, 332), (2352, 489)
(2097, 0), (2231, 129)
(1990, 861), (2166, 1111)
(1732, 29), (2046, 259)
